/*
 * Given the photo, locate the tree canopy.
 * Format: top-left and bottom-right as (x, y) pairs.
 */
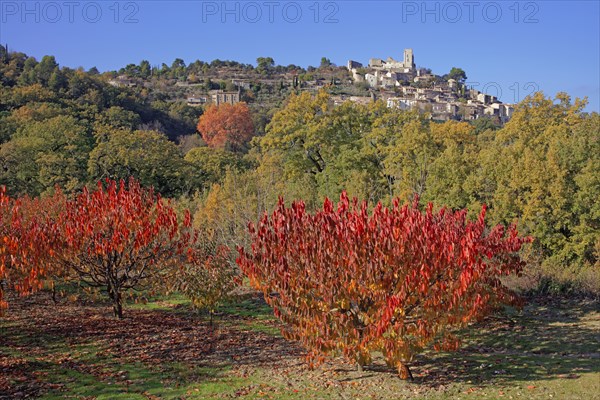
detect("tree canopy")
(447, 67), (467, 83)
(196, 102), (255, 152)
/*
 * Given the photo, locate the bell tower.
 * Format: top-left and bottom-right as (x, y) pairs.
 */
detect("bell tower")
(404, 49), (415, 70)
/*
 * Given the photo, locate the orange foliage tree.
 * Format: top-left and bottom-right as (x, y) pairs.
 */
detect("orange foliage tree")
(2, 179), (238, 318)
(47, 178), (231, 318)
(237, 193), (530, 378)
(196, 102), (254, 151)
(0, 187), (62, 311)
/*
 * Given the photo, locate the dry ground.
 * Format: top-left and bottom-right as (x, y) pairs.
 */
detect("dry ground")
(1, 290), (599, 399)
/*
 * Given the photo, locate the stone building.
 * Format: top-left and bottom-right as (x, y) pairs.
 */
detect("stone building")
(108, 75), (136, 88)
(343, 48), (514, 124)
(368, 49), (415, 73)
(186, 96), (208, 107)
(347, 60), (363, 70)
(209, 90), (240, 105)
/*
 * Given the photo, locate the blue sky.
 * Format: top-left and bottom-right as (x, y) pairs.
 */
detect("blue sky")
(1, 0), (599, 111)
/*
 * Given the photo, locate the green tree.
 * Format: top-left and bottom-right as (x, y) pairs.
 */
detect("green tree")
(471, 92), (598, 289)
(365, 107), (434, 203)
(139, 60), (152, 79)
(98, 106), (141, 131)
(171, 58), (186, 79)
(448, 67), (467, 83)
(48, 68), (67, 92)
(88, 129), (193, 196)
(471, 116), (500, 134)
(320, 57), (332, 68)
(184, 146), (246, 188)
(256, 57), (275, 74)
(260, 90), (334, 178)
(0, 115), (92, 196)
(424, 121), (478, 210)
(17, 57), (37, 86)
(34, 56), (59, 85)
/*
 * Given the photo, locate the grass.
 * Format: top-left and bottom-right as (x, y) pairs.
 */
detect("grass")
(1, 322), (246, 400)
(126, 292), (281, 335)
(1, 291), (598, 399)
(126, 292), (192, 312)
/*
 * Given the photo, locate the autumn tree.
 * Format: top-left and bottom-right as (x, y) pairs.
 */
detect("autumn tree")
(470, 93), (599, 288)
(0, 187), (62, 311)
(425, 120), (478, 210)
(48, 178), (225, 318)
(260, 90), (334, 177)
(192, 154), (318, 256)
(237, 193), (530, 378)
(174, 233), (238, 324)
(259, 91), (387, 201)
(364, 107), (435, 203)
(196, 102), (254, 152)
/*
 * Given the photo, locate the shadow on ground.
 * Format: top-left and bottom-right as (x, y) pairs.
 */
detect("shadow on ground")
(1, 291), (598, 398)
(406, 297), (600, 386)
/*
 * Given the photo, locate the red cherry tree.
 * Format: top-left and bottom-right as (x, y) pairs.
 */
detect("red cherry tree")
(237, 193), (530, 378)
(52, 178), (226, 318)
(0, 187), (61, 312)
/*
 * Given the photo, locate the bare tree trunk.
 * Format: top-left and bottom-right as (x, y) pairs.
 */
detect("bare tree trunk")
(52, 285), (57, 305)
(398, 363), (414, 380)
(108, 284), (123, 319)
(357, 355), (365, 373)
(113, 293), (123, 319)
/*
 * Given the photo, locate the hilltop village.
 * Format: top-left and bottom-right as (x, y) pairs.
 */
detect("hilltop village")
(106, 49), (513, 125)
(345, 49), (514, 123)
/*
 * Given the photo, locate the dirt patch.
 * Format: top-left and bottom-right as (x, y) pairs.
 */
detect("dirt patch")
(1, 291), (599, 399)
(0, 291), (304, 398)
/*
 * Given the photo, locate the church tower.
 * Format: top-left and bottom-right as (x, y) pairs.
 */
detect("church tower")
(404, 49), (415, 70)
